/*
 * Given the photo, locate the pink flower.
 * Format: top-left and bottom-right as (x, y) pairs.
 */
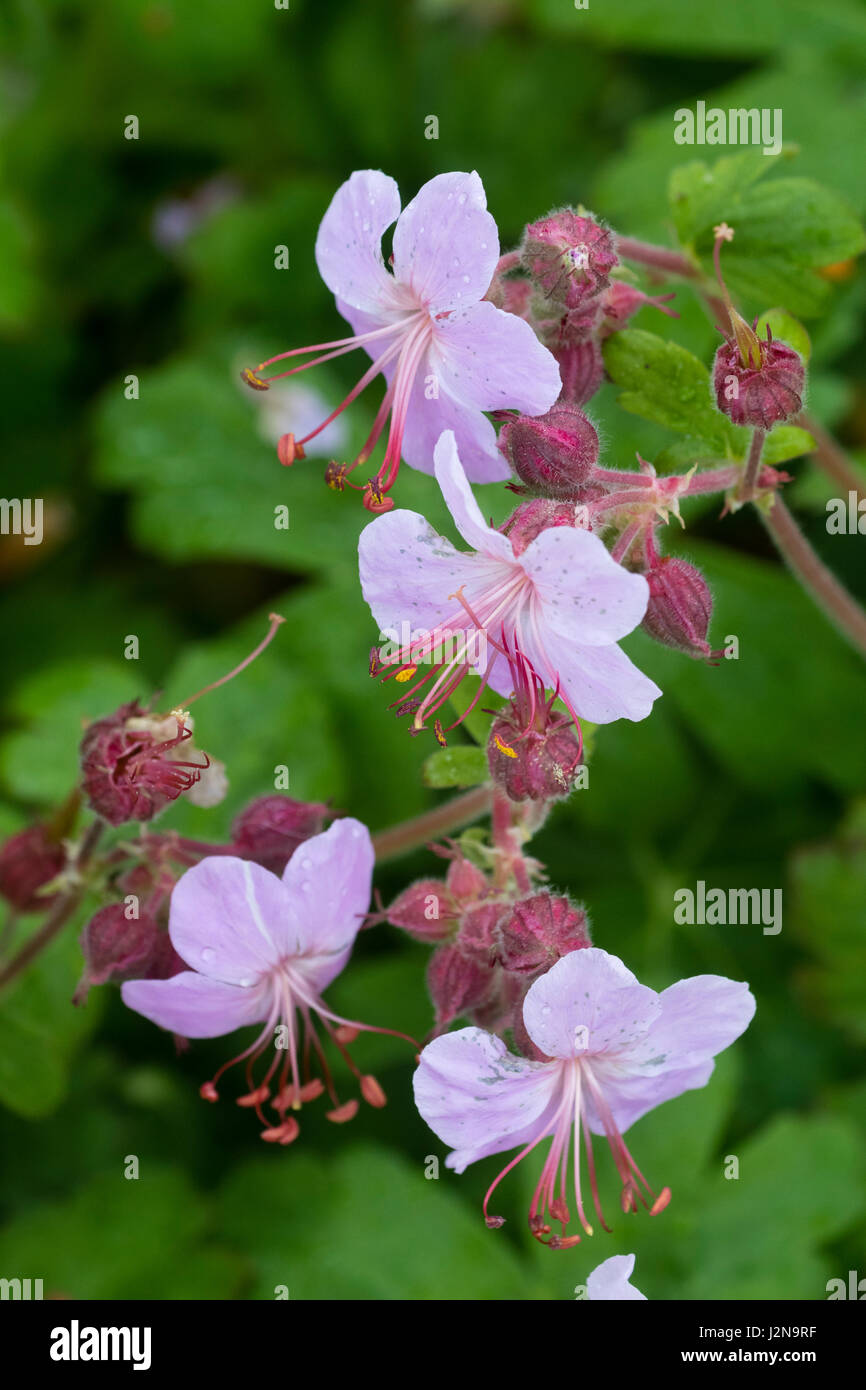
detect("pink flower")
(413, 947), (755, 1248)
(122, 818), (399, 1143)
(586, 1253), (646, 1301)
(242, 170), (561, 509)
(360, 430), (661, 745)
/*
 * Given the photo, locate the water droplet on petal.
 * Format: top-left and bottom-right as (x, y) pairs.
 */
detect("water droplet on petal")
(201, 948), (215, 964)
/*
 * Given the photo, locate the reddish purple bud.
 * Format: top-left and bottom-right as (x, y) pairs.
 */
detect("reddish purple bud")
(600, 281), (678, 336)
(497, 892), (591, 976)
(498, 404), (599, 499)
(522, 210), (617, 310)
(642, 556), (716, 660)
(503, 498), (585, 557)
(0, 823), (67, 913)
(444, 855), (488, 903)
(457, 901), (507, 965)
(488, 715), (583, 803)
(75, 903), (183, 1004)
(427, 943), (496, 1030)
(713, 330), (804, 429)
(81, 703), (212, 826)
(377, 877), (456, 942)
(230, 795), (330, 875)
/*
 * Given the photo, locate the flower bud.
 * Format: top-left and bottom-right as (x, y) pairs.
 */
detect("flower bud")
(376, 877), (456, 942)
(556, 340), (605, 406)
(231, 795), (330, 875)
(427, 942), (495, 1030)
(713, 325), (804, 429)
(497, 892), (591, 975)
(599, 281), (678, 336)
(75, 903), (183, 1004)
(521, 211), (617, 310)
(497, 404), (599, 499)
(642, 556), (716, 660)
(456, 901), (507, 965)
(0, 823), (66, 913)
(503, 498), (585, 557)
(488, 715), (583, 802)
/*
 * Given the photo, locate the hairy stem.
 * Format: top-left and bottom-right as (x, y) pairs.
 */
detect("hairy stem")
(760, 496), (866, 659)
(372, 785), (492, 863)
(799, 411), (866, 503)
(738, 429), (766, 503)
(616, 237), (699, 280)
(0, 819), (105, 990)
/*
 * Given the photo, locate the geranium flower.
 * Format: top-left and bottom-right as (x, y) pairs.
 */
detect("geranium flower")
(413, 947), (755, 1248)
(122, 818), (401, 1143)
(361, 430), (661, 745)
(242, 170), (561, 508)
(586, 1253), (646, 1301)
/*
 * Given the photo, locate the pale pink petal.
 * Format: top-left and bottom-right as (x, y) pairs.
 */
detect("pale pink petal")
(432, 430), (514, 559)
(315, 170), (403, 316)
(169, 857), (296, 985)
(522, 949), (658, 1060)
(430, 300), (561, 417)
(414, 1027), (561, 1173)
(586, 1057), (716, 1134)
(526, 632), (662, 725)
(392, 172), (498, 312)
(359, 507), (483, 636)
(121, 971), (269, 1039)
(520, 525), (651, 647)
(630, 976), (757, 1072)
(280, 818), (374, 988)
(399, 376), (511, 482)
(586, 1254), (647, 1301)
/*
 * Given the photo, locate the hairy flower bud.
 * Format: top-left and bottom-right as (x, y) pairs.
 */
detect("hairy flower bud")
(522, 210), (617, 310)
(427, 942), (496, 1030)
(488, 713), (583, 802)
(0, 823), (66, 912)
(231, 795), (330, 875)
(713, 325), (804, 429)
(556, 340), (605, 406)
(498, 404), (599, 498)
(377, 877), (456, 941)
(75, 903), (183, 1004)
(497, 892), (591, 975)
(503, 498), (584, 557)
(642, 556), (716, 660)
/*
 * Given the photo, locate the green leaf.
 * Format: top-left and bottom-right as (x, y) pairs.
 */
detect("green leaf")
(218, 1143), (548, 1299)
(790, 831), (866, 1044)
(602, 329), (735, 449)
(684, 1114), (866, 1298)
(0, 920), (103, 1118)
(423, 744), (489, 789)
(670, 157), (866, 317)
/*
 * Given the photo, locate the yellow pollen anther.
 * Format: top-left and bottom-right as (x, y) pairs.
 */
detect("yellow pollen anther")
(494, 734), (517, 758)
(241, 366), (269, 391)
(395, 666), (417, 682)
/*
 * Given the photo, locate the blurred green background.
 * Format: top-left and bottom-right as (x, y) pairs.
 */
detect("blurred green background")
(1, 0), (866, 1300)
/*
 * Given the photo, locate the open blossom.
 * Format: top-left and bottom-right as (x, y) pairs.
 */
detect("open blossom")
(361, 430), (661, 746)
(585, 1253), (646, 1301)
(122, 818), (400, 1143)
(241, 170), (561, 508)
(414, 947), (755, 1248)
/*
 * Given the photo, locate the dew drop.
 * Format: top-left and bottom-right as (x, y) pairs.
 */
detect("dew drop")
(201, 948), (215, 964)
